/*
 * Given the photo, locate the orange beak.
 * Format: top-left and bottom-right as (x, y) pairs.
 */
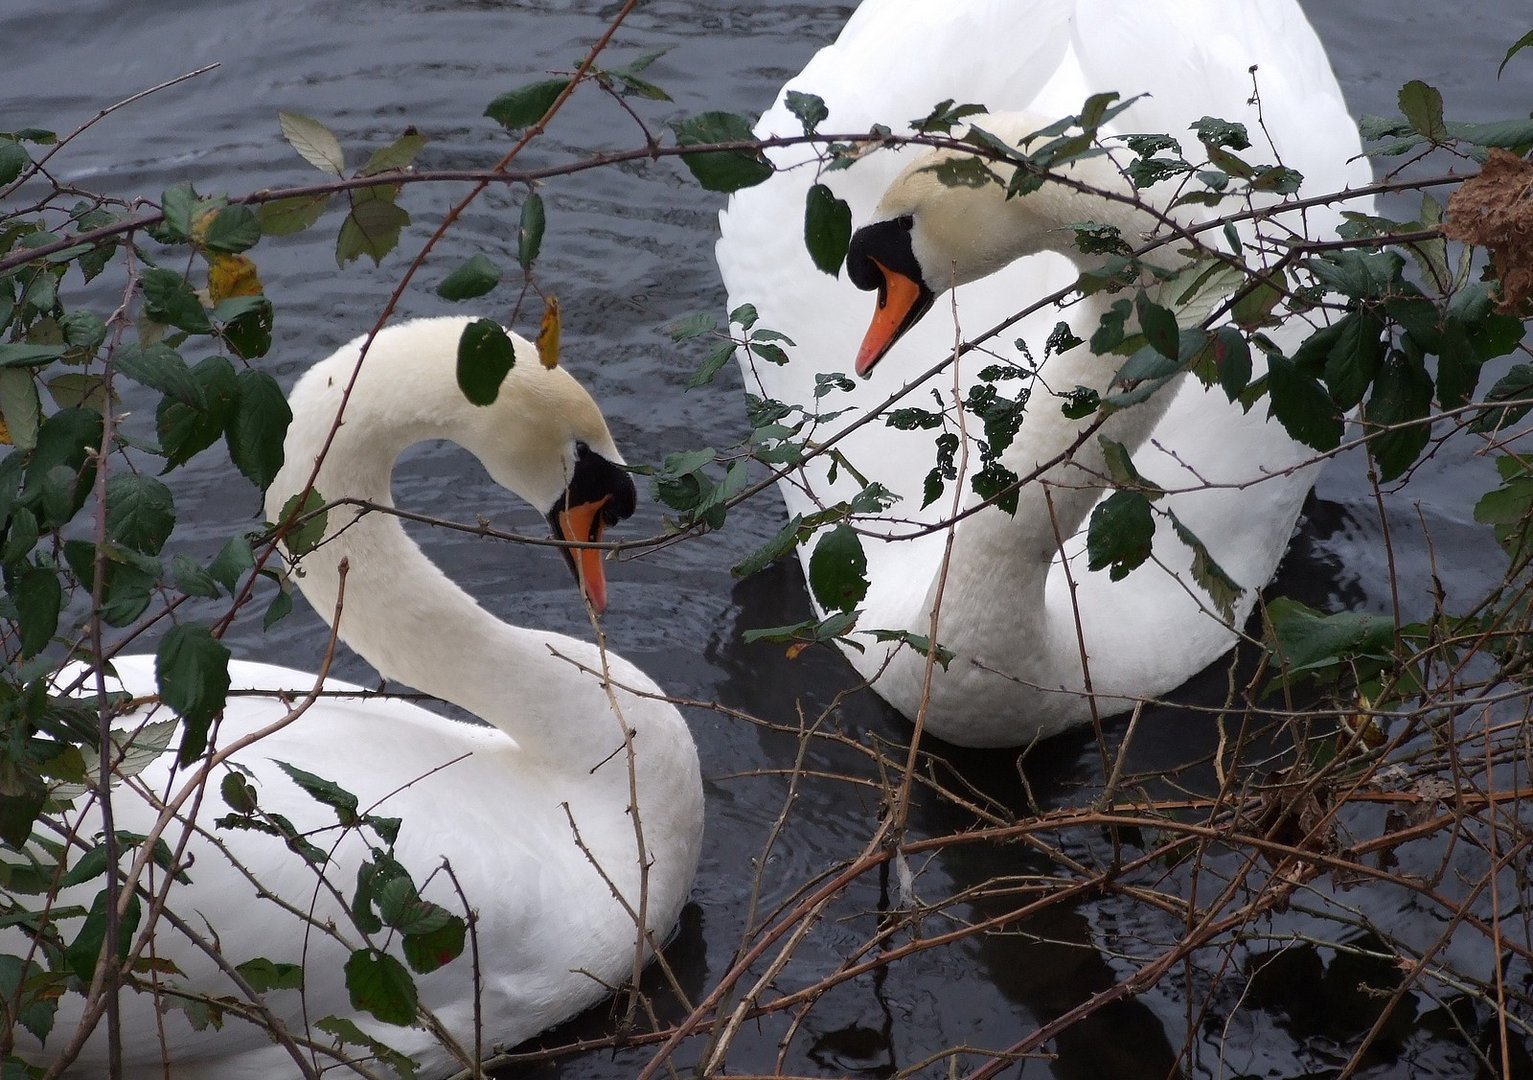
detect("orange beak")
(555, 496), (612, 613)
(855, 259), (929, 377)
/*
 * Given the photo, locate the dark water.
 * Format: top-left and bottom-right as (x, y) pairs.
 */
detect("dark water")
(6, 2), (1531, 1077)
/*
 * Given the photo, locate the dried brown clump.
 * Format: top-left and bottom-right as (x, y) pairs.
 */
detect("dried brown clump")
(1444, 147), (1533, 315)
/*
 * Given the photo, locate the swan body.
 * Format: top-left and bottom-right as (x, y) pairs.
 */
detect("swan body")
(24, 317), (703, 1078)
(717, 0), (1373, 746)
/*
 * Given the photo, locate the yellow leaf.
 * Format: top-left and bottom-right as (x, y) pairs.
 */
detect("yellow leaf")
(209, 254), (263, 302)
(536, 295), (560, 369)
(0, 416), (11, 446)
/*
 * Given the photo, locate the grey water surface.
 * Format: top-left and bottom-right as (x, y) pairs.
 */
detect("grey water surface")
(5, 2), (1530, 1077)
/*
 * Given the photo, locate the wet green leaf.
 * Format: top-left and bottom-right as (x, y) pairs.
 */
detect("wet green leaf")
(671, 112), (772, 193)
(402, 917), (466, 975)
(141, 268), (212, 333)
(277, 761), (358, 826)
(360, 132), (428, 176)
(159, 355), (239, 471)
(336, 191), (409, 267)
(484, 79), (566, 130)
(1399, 80), (1447, 143)
(225, 370), (291, 489)
(785, 90), (829, 134)
(14, 564), (61, 658)
(436, 253), (502, 301)
(1087, 490), (1154, 581)
(156, 623), (232, 765)
(106, 474), (176, 555)
(808, 524), (868, 614)
(455, 319), (515, 406)
(236, 957), (304, 993)
(344, 949), (417, 1026)
(258, 194), (329, 237)
(804, 183), (852, 277)
(1267, 354), (1343, 451)
(1364, 350), (1433, 481)
(517, 193), (545, 272)
(203, 205), (261, 253)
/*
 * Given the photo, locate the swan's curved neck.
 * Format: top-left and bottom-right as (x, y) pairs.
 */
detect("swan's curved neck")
(918, 140), (1186, 641)
(273, 353), (617, 764)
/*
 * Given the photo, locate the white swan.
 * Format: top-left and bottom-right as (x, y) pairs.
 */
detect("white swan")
(717, 0), (1374, 747)
(26, 316), (703, 1078)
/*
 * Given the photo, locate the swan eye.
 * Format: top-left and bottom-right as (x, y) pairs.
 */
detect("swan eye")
(896, 215), (914, 231)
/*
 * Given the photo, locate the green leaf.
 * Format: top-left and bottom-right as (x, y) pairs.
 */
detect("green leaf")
(671, 112), (772, 193)
(375, 878), (454, 937)
(1086, 490), (1155, 581)
(436, 253), (502, 301)
(484, 79), (566, 130)
(221, 770), (260, 814)
(217, 295), (275, 361)
(141, 268), (212, 333)
(0, 140), (30, 186)
(402, 917), (467, 975)
(1135, 293), (1180, 359)
(158, 182), (198, 243)
(314, 1016), (419, 1080)
(359, 132), (429, 176)
(1211, 326), (1251, 401)
(224, 370), (291, 490)
(517, 193), (545, 272)
(807, 524), (868, 614)
(1230, 272), (1286, 329)
(804, 184), (852, 277)
(1321, 311), (1386, 411)
(156, 623), (232, 765)
(117, 342), (202, 405)
(1398, 80), (1448, 143)
(1499, 29), (1533, 77)
(0, 343), (67, 368)
(203, 205), (262, 254)
(67, 888), (142, 984)
(785, 90), (829, 134)
(207, 534), (254, 592)
(159, 355), (239, 471)
(279, 111), (345, 175)
(687, 340), (737, 390)
(235, 957), (304, 993)
(1167, 511), (1242, 621)
(455, 319), (516, 406)
(257, 194), (329, 237)
(0, 366), (41, 450)
(344, 949), (418, 1026)
(0, 954), (57, 1044)
(106, 474), (176, 555)
(14, 564), (61, 658)
(1267, 354), (1343, 451)
(335, 193), (410, 267)
(1471, 363), (1533, 434)
(1266, 596), (1396, 675)
(275, 489), (328, 556)
(1363, 350), (1433, 482)
(277, 761), (359, 826)
(171, 554), (222, 599)
(26, 407), (102, 511)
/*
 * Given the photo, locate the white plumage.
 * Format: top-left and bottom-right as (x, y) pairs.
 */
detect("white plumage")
(718, 0), (1374, 746)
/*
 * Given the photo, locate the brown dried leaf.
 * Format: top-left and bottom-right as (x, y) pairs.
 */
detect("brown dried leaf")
(1443, 148), (1533, 315)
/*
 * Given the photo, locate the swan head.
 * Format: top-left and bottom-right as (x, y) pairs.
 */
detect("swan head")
(468, 363), (636, 613)
(846, 113), (1080, 376)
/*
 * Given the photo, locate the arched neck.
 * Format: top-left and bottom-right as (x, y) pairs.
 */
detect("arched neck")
(269, 342), (629, 767)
